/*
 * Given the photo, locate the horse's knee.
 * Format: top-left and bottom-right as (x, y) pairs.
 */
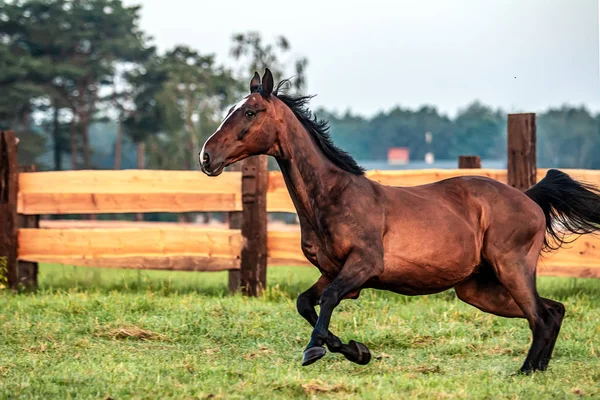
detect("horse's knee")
(296, 293), (313, 317)
(543, 299), (565, 324)
(320, 287), (342, 309)
(551, 301), (565, 319)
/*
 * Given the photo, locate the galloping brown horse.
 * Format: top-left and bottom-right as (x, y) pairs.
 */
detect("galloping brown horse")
(200, 69), (600, 374)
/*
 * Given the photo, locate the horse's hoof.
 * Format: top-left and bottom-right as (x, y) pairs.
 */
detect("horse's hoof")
(344, 340), (371, 365)
(302, 346), (326, 366)
(514, 367), (533, 376)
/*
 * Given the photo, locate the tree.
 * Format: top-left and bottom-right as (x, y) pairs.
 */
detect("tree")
(0, 41), (48, 167)
(538, 106), (600, 169)
(1, 0), (152, 169)
(450, 101), (505, 160)
(1, 0), (82, 169)
(122, 53), (169, 170)
(63, 0), (152, 169)
(139, 46), (241, 171)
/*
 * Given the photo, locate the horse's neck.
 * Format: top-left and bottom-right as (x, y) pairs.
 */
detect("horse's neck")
(274, 118), (352, 227)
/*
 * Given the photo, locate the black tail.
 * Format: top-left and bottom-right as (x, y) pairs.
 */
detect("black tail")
(525, 169), (600, 251)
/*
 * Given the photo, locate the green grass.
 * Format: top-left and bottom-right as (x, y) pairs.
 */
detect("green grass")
(1, 264), (600, 399)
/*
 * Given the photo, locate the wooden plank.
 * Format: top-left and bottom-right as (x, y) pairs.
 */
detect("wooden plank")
(240, 156), (268, 296)
(537, 265), (600, 279)
(39, 220), (209, 229)
(266, 171), (295, 213)
(18, 227), (242, 262)
(458, 156), (481, 169)
(17, 165), (38, 289)
(0, 131), (18, 289)
(507, 113), (536, 191)
(268, 258), (311, 267)
(540, 235), (600, 269)
(20, 166), (600, 217)
(16, 224), (600, 277)
(17, 170), (242, 215)
(23, 255), (239, 272)
(19, 192), (240, 215)
(267, 230), (308, 264)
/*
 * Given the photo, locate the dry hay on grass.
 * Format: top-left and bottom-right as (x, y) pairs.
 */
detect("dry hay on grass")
(97, 326), (169, 342)
(301, 380), (350, 395)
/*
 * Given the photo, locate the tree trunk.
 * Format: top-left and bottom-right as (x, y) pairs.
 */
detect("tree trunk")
(52, 106), (62, 170)
(81, 114), (91, 169)
(70, 111), (77, 169)
(136, 141), (145, 222)
(81, 114), (95, 220)
(23, 109), (31, 132)
(184, 138), (193, 171)
(137, 141), (145, 169)
(114, 119), (122, 169)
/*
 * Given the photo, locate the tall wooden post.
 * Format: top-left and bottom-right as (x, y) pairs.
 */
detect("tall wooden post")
(0, 131), (18, 290)
(458, 155), (481, 169)
(227, 163), (242, 293)
(17, 165), (39, 290)
(507, 113), (537, 191)
(240, 155), (268, 296)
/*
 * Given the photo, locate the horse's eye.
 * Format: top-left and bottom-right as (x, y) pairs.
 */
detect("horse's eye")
(245, 110), (256, 118)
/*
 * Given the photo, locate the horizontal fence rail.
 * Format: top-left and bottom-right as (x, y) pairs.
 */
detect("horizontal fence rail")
(16, 225), (600, 278)
(17, 226), (309, 270)
(17, 170), (243, 215)
(18, 227), (242, 271)
(19, 168), (600, 216)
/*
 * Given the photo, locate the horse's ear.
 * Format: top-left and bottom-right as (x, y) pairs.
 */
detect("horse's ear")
(261, 68), (274, 96)
(250, 71), (261, 93)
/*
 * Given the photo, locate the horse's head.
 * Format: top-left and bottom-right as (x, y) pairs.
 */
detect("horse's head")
(199, 68), (280, 176)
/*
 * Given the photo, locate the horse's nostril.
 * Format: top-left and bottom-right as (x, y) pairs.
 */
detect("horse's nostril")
(203, 152), (210, 166)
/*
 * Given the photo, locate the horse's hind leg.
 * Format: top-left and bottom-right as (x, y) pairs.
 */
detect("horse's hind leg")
(456, 256), (565, 373)
(296, 275), (371, 366)
(482, 233), (565, 373)
(537, 298), (565, 370)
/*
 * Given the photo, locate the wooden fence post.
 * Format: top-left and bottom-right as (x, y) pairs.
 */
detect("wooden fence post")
(458, 155), (481, 169)
(227, 163), (242, 293)
(240, 155), (268, 296)
(0, 131), (18, 290)
(17, 165), (38, 290)
(507, 113), (536, 191)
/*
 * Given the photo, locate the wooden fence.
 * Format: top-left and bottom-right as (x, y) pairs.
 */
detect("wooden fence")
(2, 113), (600, 295)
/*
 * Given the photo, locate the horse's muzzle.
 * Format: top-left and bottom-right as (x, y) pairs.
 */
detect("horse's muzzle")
(198, 150), (224, 176)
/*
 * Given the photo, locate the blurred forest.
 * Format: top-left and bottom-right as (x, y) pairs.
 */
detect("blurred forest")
(1, 0), (599, 176)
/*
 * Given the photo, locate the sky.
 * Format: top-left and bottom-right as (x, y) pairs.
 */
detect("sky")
(124, 0), (600, 118)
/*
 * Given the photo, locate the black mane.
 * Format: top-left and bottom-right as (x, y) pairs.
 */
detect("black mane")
(273, 80), (365, 175)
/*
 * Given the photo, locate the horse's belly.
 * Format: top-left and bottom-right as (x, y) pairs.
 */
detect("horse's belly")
(378, 228), (481, 295)
(375, 259), (476, 295)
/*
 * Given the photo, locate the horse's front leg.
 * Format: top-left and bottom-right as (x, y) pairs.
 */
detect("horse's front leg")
(297, 275), (371, 366)
(302, 250), (383, 366)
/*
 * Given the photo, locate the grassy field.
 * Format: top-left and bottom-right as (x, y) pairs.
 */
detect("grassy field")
(1, 264), (599, 399)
